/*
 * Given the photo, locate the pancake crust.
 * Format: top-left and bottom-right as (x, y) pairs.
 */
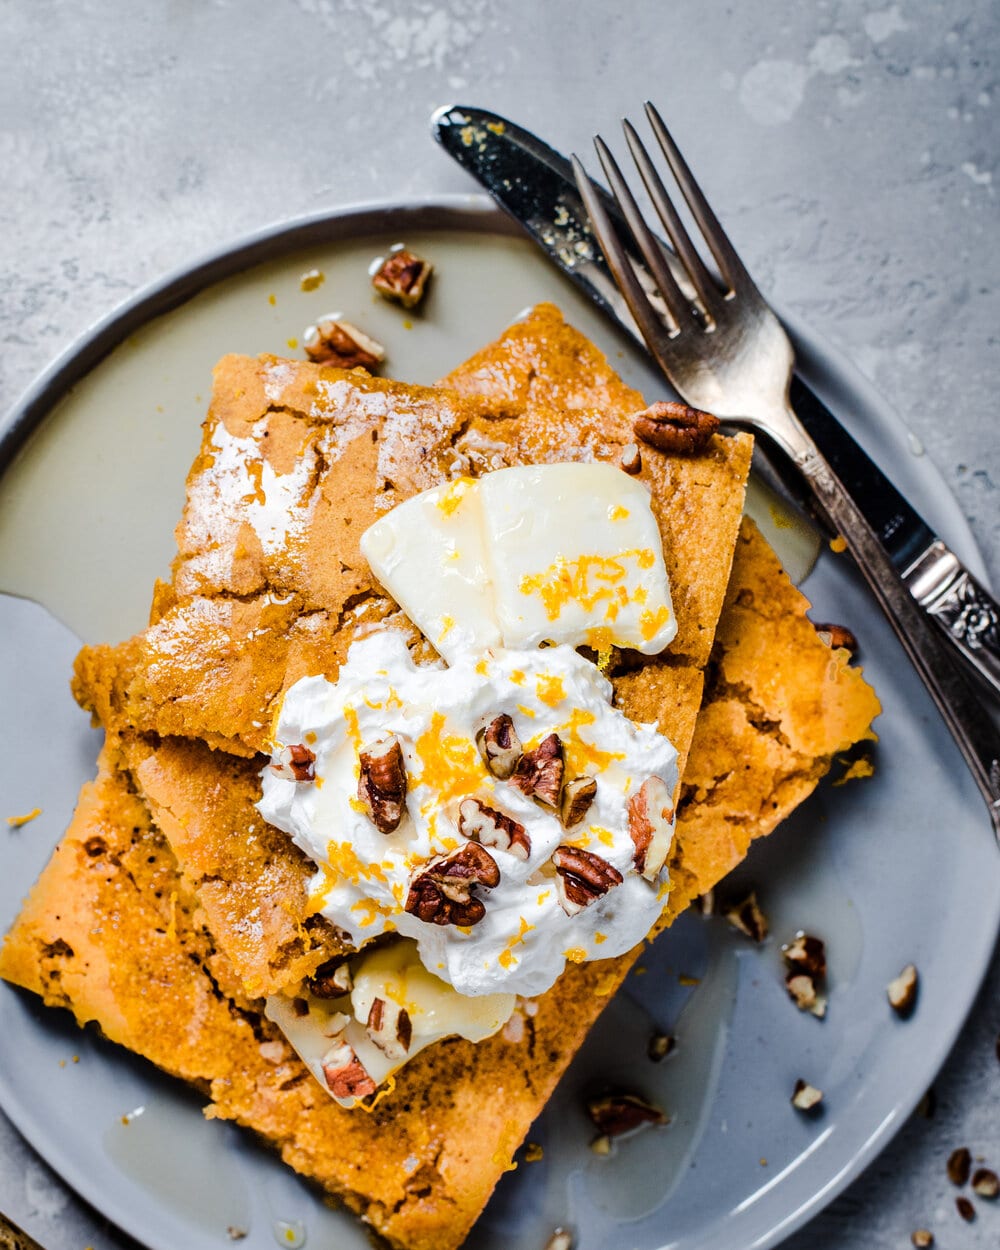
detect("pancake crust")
(71, 305), (754, 997)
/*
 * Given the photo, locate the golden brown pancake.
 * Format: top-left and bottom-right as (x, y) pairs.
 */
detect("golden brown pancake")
(1, 304), (879, 1250)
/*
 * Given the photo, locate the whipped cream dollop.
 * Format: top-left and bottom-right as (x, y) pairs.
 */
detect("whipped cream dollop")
(258, 631), (678, 999)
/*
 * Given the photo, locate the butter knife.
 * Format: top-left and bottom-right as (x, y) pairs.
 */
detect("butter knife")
(432, 104), (1000, 699)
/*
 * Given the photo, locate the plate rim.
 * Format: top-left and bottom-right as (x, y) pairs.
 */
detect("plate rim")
(0, 193), (996, 1250)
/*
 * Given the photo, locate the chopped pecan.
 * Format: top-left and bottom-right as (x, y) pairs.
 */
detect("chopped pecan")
(586, 1090), (666, 1137)
(693, 887), (716, 916)
(366, 996), (413, 1061)
(404, 843), (501, 926)
(305, 957), (353, 998)
(633, 401), (720, 455)
(321, 1041), (376, 1100)
(627, 776), (674, 880)
(304, 317), (385, 368)
(357, 736), (407, 834)
(544, 1230), (574, 1250)
(972, 1168), (999, 1199)
(476, 713), (522, 780)
(887, 963), (918, 1015)
(813, 622), (858, 654)
(782, 932), (827, 980)
(561, 776), (597, 829)
(725, 890), (769, 942)
(551, 845), (623, 916)
(271, 743), (316, 782)
(458, 796), (530, 861)
(947, 1146), (972, 1187)
(619, 442), (642, 475)
(371, 248), (433, 308)
(910, 1231), (934, 1249)
(512, 732), (565, 807)
(647, 1032), (675, 1062)
(786, 971), (827, 1018)
(955, 1196), (975, 1223)
(791, 1079), (824, 1112)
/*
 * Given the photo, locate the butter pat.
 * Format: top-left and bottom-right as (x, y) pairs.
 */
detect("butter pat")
(479, 463), (676, 654)
(360, 476), (501, 663)
(361, 463), (676, 658)
(266, 938), (514, 1107)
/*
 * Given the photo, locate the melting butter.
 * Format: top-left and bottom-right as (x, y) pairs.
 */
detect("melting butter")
(360, 463), (677, 660)
(267, 938), (515, 1108)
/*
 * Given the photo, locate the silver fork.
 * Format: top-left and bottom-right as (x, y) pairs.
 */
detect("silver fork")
(572, 103), (1000, 843)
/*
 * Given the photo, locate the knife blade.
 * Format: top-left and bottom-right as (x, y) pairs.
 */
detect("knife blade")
(432, 104), (1000, 698)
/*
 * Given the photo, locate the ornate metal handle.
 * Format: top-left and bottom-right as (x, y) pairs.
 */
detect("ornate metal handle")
(779, 429), (1000, 845)
(903, 541), (1000, 699)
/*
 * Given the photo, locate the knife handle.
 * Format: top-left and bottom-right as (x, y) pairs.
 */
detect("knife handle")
(804, 464), (1000, 843)
(788, 378), (1000, 700)
(904, 542), (1000, 699)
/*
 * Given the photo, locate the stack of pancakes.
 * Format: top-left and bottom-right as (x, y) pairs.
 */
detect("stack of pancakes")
(0, 303), (879, 1250)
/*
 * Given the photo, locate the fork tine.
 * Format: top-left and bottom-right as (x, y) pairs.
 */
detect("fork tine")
(644, 101), (754, 296)
(571, 154), (677, 361)
(621, 118), (724, 317)
(591, 136), (692, 332)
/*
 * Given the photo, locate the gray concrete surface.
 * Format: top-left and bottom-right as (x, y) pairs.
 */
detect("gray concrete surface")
(1, 1), (997, 1248)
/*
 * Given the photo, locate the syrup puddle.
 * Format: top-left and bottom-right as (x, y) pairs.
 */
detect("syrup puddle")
(478, 798), (863, 1250)
(104, 1095), (252, 1237)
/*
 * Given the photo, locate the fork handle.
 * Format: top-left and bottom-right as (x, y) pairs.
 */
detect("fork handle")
(792, 437), (1000, 843)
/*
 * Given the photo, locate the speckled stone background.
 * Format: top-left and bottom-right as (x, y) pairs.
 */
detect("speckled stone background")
(1, 1), (998, 1248)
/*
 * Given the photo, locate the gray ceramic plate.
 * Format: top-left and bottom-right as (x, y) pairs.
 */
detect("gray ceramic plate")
(0, 196), (997, 1250)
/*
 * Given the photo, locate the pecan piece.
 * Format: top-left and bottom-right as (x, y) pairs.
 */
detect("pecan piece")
(782, 932), (827, 979)
(791, 1079), (824, 1112)
(972, 1168), (999, 1199)
(947, 1146), (972, 1187)
(404, 843), (501, 926)
(544, 1229), (574, 1250)
(955, 1196), (975, 1223)
(586, 1090), (666, 1137)
(813, 622), (858, 654)
(512, 732), (565, 807)
(724, 890), (769, 942)
(305, 956), (353, 998)
(887, 963), (918, 1016)
(458, 796), (530, 861)
(476, 713), (522, 780)
(371, 248), (433, 308)
(633, 401), (720, 455)
(271, 743), (316, 782)
(561, 776), (597, 829)
(786, 971), (827, 1018)
(304, 317), (386, 368)
(357, 736), (407, 834)
(366, 996), (413, 1061)
(627, 776), (674, 880)
(910, 1232), (934, 1248)
(647, 1032), (675, 1062)
(693, 887), (716, 916)
(321, 1041), (376, 1100)
(551, 845), (623, 916)
(619, 442), (642, 475)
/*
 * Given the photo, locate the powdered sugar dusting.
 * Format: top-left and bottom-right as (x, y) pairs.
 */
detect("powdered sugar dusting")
(263, 360), (300, 404)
